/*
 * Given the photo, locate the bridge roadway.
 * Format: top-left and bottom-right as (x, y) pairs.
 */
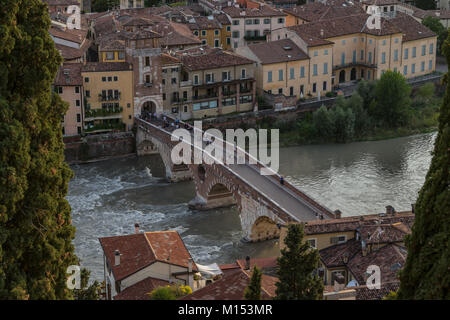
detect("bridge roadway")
(138, 116), (334, 223)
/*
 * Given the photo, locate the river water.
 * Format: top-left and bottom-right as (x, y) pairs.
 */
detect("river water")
(68, 132), (436, 281)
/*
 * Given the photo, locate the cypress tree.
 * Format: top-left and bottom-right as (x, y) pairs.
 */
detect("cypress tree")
(275, 224), (323, 300)
(0, 0), (78, 299)
(397, 34), (450, 300)
(244, 266), (262, 300)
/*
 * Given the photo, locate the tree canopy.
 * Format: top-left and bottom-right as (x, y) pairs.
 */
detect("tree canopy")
(415, 0), (437, 10)
(397, 31), (450, 300)
(244, 266), (262, 300)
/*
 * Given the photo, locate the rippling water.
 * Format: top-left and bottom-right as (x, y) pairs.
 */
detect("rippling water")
(68, 132), (436, 281)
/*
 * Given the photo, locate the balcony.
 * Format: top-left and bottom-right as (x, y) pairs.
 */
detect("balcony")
(180, 80), (192, 87)
(171, 97), (190, 104)
(144, 82), (153, 87)
(98, 93), (121, 102)
(84, 122), (125, 133)
(244, 35), (267, 41)
(192, 93), (218, 101)
(85, 107), (123, 120)
(222, 90), (236, 96)
(240, 87), (252, 94)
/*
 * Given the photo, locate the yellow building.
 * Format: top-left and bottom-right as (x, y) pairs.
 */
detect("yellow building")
(272, 13), (437, 87)
(188, 15), (232, 50)
(238, 38), (333, 99)
(81, 62), (135, 133)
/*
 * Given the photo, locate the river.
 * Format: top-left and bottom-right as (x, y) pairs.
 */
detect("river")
(67, 132), (436, 281)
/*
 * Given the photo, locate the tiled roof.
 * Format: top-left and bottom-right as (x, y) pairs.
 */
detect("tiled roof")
(161, 53), (181, 66)
(215, 13), (231, 25)
(157, 22), (202, 47)
(359, 222), (411, 244)
(114, 277), (169, 300)
(54, 63), (83, 86)
(223, 5), (287, 18)
(247, 39), (309, 64)
(81, 62), (132, 73)
(283, 1), (364, 22)
(355, 282), (400, 300)
(347, 244), (407, 285)
(320, 239), (362, 268)
(99, 231), (197, 281)
(303, 211), (414, 235)
(50, 25), (87, 44)
(178, 47), (255, 71)
(188, 16), (222, 30)
(94, 15), (118, 37)
(390, 12), (437, 42)
(235, 257), (278, 271)
(180, 269), (278, 300)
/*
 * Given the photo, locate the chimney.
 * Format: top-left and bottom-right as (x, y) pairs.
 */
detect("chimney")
(114, 250), (120, 266)
(188, 258), (194, 289)
(245, 256), (250, 270)
(386, 205), (396, 216)
(320, 29), (324, 37)
(134, 223), (140, 234)
(334, 210), (342, 219)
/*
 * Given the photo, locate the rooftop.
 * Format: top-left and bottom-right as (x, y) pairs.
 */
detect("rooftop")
(223, 5), (287, 18)
(99, 231), (197, 281)
(81, 62), (133, 73)
(54, 63), (83, 86)
(114, 277), (169, 300)
(247, 39), (309, 64)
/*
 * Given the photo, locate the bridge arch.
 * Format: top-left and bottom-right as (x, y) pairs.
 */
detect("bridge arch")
(250, 216), (280, 242)
(136, 96), (163, 116)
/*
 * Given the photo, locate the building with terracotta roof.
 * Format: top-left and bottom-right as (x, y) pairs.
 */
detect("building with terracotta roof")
(187, 15), (232, 50)
(54, 63), (85, 136)
(271, 11), (437, 86)
(159, 46), (257, 119)
(237, 38), (331, 99)
(99, 229), (198, 300)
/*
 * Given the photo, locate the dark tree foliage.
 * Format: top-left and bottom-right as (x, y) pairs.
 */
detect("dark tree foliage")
(92, 0), (119, 12)
(275, 224), (323, 300)
(397, 33), (450, 300)
(415, 0), (437, 10)
(422, 16), (448, 54)
(244, 266), (262, 300)
(0, 0), (78, 299)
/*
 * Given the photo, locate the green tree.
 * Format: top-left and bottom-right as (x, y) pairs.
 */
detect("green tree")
(345, 93), (371, 137)
(330, 106), (355, 143)
(313, 105), (334, 141)
(415, 0), (436, 10)
(0, 0), (79, 299)
(371, 70), (411, 127)
(73, 269), (102, 300)
(356, 79), (377, 111)
(149, 284), (192, 300)
(397, 33), (450, 300)
(244, 266), (262, 300)
(92, 0), (119, 12)
(275, 224), (323, 300)
(422, 16), (448, 54)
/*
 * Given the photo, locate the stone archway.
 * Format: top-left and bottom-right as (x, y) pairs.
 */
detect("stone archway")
(250, 216), (280, 242)
(142, 101), (157, 113)
(135, 96), (163, 117)
(350, 68), (357, 81)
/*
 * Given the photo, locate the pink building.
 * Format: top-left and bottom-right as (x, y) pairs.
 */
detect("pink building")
(54, 63), (84, 136)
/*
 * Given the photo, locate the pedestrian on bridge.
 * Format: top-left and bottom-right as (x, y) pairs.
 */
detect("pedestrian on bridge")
(280, 176), (284, 185)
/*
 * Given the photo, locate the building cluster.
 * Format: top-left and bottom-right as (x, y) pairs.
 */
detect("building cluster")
(44, 0), (439, 137)
(98, 206), (414, 300)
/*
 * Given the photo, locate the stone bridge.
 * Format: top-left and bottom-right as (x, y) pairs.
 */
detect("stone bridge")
(135, 117), (337, 242)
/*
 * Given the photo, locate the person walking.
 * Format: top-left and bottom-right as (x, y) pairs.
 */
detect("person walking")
(280, 176), (284, 185)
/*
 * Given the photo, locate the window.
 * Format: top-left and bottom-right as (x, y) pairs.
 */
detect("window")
(394, 49), (398, 62)
(114, 76), (118, 81)
(404, 48), (409, 59)
(214, 39), (219, 47)
(323, 63), (328, 75)
(268, 71), (272, 83)
(226, 26), (230, 32)
(341, 52), (345, 65)
(300, 66), (305, 78)
(108, 76), (112, 82)
(430, 43), (434, 55)
(234, 42), (238, 48)
(76, 114), (81, 123)
(429, 59), (433, 70)
(278, 69), (283, 81)
(369, 39), (372, 44)
(313, 64), (318, 76)
(300, 85), (304, 95)
(162, 79), (166, 85)
(324, 49), (328, 55)
(412, 63), (415, 74)
(214, 29), (219, 36)
(412, 47), (416, 58)
(194, 30), (199, 36)
(403, 65), (408, 76)
(342, 39), (346, 45)
(289, 86), (293, 96)
(205, 73), (214, 83)
(77, 127), (81, 134)
(382, 39), (386, 46)
(422, 45), (426, 56)
(290, 68), (295, 80)
(360, 50), (364, 60)
(312, 83), (316, 93)
(85, 90), (90, 97)
(245, 19), (252, 25)
(253, 19), (259, 24)
(264, 18), (270, 24)
(381, 52), (386, 64)
(330, 236), (346, 244)
(306, 239), (316, 248)
(184, 105), (188, 113)
(171, 78), (177, 84)
(102, 76), (106, 82)
(368, 52), (372, 63)
(162, 93), (166, 100)
(421, 61), (425, 72)
(75, 87), (80, 93)
(226, 37), (231, 45)
(278, 18), (284, 24)
(194, 75), (199, 85)
(222, 71), (230, 81)
(201, 30), (206, 36)
(353, 50), (356, 63)
(201, 40), (207, 45)
(241, 69), (246, 79)
(395, 38), (399, 44)
(278, 88), (283, 94)
(323, 81), (327, 91)
(57, 86), (63, 94)
(106, 52), (114, 60)
(232, 20), (239, 25)
(353, 37), (357, 43)
(232, 31), (240, 38)
(118, 52), (125, 60)
(145, 75), (151, 84)
(314, 51), (318, 57)
(76, 100), (80, 107)
(145, 56), (150, 67)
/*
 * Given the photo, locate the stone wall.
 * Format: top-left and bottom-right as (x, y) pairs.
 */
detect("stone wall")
(64, 132), (136, 163)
